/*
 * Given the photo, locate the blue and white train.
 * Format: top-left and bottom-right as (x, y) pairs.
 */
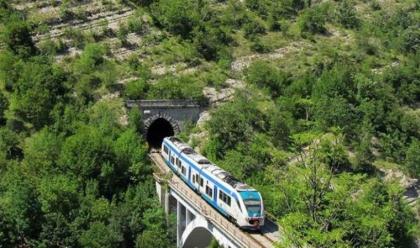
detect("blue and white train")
(161, 137), (265, 229)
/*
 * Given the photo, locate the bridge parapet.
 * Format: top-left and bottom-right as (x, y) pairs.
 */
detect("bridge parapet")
(150, 152), (278, 248)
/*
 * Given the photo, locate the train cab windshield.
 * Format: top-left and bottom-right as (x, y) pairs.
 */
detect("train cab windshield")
(239, 191), (262, 217)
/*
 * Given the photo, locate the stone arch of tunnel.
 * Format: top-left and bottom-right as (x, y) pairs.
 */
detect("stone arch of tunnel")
(182, 227), (214, 248)
(144, 113), (180, 148)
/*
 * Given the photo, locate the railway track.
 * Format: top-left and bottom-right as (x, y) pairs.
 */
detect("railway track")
(149, 150), (279, 247)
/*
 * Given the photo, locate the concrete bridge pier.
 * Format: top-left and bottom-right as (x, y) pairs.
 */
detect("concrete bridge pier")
(155, 177), (234, 248)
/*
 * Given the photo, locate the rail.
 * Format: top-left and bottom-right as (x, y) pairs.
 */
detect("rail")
(150, 152), (278, 248)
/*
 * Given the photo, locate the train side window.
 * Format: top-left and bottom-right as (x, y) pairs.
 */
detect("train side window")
(236, 199), (242, 212)
(226, 195), (231, 206)
(181, 166), (186, 175)
(219, 191), (231, 206)
(205, 185), (213, 198)
(170, 156), (174, 164)
(199, 177), (204, 187)
(163, 146), (168, 154)
(176, 158), (181, 168)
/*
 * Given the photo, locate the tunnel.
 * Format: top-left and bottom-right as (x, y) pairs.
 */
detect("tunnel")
(146, 118), (175, 148)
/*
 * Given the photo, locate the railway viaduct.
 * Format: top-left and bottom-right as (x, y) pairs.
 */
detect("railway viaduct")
(150, 152), (280, 248)
(126, 99), (280, 247)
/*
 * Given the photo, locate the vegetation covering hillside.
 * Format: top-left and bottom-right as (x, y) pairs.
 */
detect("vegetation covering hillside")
(0, 0), (419, 247)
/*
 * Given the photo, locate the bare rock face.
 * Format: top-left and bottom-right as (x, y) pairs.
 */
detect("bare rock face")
(230, 42), (304, 72)
(381, 168), (419, 210)
(197, 111), (210, 128)
(202, 78), (245, 106)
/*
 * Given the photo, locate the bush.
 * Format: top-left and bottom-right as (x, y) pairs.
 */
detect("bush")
(401, 26), (420, 54)
(250, 38), (272, 53)
(0, 91), (7, 125)
(127, 17), (145, 34)
(243, 17), (266, 38)
(246, 61), (290, 98)
(147, 75), (204, 102)
(125, 79), (149, 99)
(405, 139), (420, 177)
(1, 15), (36, 56)
(152, 0), (200, 37)
(298, 6), (327, 34)
(336, 0), (360, 29)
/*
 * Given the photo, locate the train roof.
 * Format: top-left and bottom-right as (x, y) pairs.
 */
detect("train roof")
(166, 136), (255, 191)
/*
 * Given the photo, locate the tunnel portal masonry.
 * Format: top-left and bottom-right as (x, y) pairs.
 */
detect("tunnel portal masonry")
(125, 100), (202, 147)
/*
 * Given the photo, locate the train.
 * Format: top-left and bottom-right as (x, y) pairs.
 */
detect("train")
(161, 136), (265, 229)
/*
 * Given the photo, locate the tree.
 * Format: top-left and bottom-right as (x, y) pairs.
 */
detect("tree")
(298, 6), (327, 34)
(152, 0), (201, 37)
(79, 222), (123, 248)
(405, 139), (420, 177)
(336, 0), (360, 29)
(246, 61), (290, 98)
(401, 26), (420, 54)
(269, 110), (291, 149)
(1, 14), (36, 56)
(0, 91), (8, 125)
(22, 128), (62, 176)
(9, 57), (67, 129)
(125, 79), (149, 99)
(37, 175), (79, 216)
(148, 75), (204, 102)
(205, 93), (266, 158)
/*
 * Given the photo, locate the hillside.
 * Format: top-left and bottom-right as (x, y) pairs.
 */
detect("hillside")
(0, 0), (419, 247)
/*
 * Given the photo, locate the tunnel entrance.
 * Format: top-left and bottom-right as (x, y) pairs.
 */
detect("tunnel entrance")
(146, 118), (175, 148)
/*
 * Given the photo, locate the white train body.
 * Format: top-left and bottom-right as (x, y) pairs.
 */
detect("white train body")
(161, 137), (265, 229)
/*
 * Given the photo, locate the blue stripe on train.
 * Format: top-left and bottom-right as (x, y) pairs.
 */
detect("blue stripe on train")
(163, 140), (238, 201)
(164, 156), (230, 218)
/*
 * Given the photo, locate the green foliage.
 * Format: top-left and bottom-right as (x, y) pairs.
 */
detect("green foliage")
(312, 64), (357, 132)
(336, 0), (360, 29)
(405, 139), (420, 178)
(1, 0), (419, 246)
(205, 93), (266, 158)
(79, 221), (123, 248)
(278, 154), (416, 248)
(1, 14), (36, 56)
(125, 79), (149, 99)
(401, 26), (420, 54)
(298, 5), (327, 34)
(243, 17), (266, 39)
(152, 0), (200, 37)
(0, 91), (7, 125)
(8, 57), (67, 129)
(246, 61), (290, 98)
(148, 75), (204, 102)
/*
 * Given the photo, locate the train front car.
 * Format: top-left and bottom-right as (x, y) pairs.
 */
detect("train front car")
(235, 188), (265, 230)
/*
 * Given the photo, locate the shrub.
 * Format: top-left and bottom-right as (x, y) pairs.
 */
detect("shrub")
(243, 17), (266, 38)
(246, 61), (290, 98)
(401, 26), (420, 54)
(250, 38), (272, 53)
(0, 91), (7, 125)
(152, 0), (200, 37)
(405, 139), (420, 177)
(298, 6), (327, 34)
(1, 15), (36, 56)
(147, 75), (204, 102)
(125, 79), (149, 99)
(336, 0), (360, 29)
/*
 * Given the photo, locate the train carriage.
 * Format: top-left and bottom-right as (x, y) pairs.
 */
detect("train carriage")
(161, 136), (265, 229)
